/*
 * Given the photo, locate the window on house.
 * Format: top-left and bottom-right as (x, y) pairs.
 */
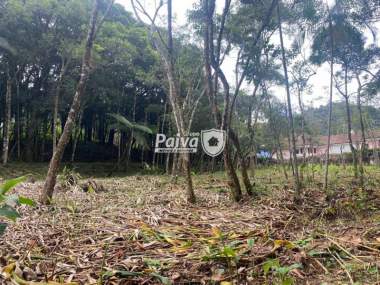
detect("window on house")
(314, 148), (317, 153)
(296, 149), (299, 154)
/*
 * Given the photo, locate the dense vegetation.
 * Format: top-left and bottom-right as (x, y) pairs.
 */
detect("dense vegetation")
(0, 0), (379, 284)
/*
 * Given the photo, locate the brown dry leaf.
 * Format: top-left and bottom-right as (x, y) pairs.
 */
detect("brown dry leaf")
(273, 239), (296, 250)
(211, 227), (222, 239)
(1, 262), (16, 279)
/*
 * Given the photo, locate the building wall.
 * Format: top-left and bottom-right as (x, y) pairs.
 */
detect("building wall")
(273, 137), (380, 161)
(329, 143), (352, 155)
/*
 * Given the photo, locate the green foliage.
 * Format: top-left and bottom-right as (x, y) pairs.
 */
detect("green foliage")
(58, 166), (82, 189)
(108, 113), (153, 150)
(0, 176), (34, 236)
(262, 258), (302, 285)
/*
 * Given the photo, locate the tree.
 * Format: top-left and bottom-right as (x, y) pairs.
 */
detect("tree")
(2, 67), (12, 165)
(40, 0), (114, 204)
(324, 5), (335, 191)
(277, 0), (301, 202)
(311, 8), (367, 184)
(131, 0), (206, 203)
(199, 0), (279, 200)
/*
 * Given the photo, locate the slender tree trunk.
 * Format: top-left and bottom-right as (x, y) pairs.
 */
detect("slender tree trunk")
(140, 111), (147, 165)
(355, 74), (365, 187)
(165, 120), (172, 174)
(323, 9), (334, 191)
(117, 131), (122, 168)
(292, 70), (316, 170)
(152, 116), (160, 167)
(297, 87), (306, 164)
(71, 111), (83, 162)
(159, 101), (167, 166)
(53, 60), (69, 155)
(343, 66), (358, 179)
(2, 70), (12, 165)
(15, 73), (21, 160)
(229, 130), (253, 195)
(221, 75), (242, 201)
(203, 0), (242, 201)
(25, 110), (36, 162)
(165, 153), (171, 174)
(171, 152), (178, 177)
(247, 84), (259, 164)
(40, 0), (103, 204)
(166, 0), (196, 202)
(126, 92), (137, 170)
(277, 2), (301, 202)
(267, 97), (288, 180)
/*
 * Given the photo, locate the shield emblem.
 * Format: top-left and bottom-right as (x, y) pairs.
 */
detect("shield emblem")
(201, 129), (226, 157)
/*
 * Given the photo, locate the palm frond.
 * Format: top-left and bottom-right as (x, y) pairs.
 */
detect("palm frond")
(133, 123), (153, 134)
(0, 37), (16, 55)
(133, 131), (150, 150)
(108, 113), (134, 129)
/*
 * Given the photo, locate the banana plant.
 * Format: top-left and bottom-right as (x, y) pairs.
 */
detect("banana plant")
(0, 37), (17, 55)
(0, 176), (35, 236)
(108, 113), (154, 150)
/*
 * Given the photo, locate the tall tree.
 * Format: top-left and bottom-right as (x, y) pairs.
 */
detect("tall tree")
(2, 67), (12, 165)
(277, 0), (301, 202)
(131, 0), (206, 203)
(202, 0), (242, 201)
(40, 0), (114, 204)
(324, 6), (334, 191)
(311, 8), (368, 185)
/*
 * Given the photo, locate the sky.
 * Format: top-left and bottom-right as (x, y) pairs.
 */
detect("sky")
(117, 0), (379, 109)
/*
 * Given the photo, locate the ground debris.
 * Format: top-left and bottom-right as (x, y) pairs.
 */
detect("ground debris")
(0, 171), (379, 284)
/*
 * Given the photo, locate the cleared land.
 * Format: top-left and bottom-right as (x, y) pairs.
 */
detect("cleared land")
(0, 164), (379, 284)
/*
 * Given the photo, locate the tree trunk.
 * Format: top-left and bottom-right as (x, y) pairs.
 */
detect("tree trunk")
(356, 74), (365, 187)
(25, 110), (35, 162)
(2, 70), (12, 165)
(165, 120), (172, 174)
(126, 92), (137, 170)
(203, 0), (242, 201)
(343, 66), (358, 179)
(15, 73), (21, 160)
(267, 97), (288, 180)
(247, 84), (259, 171)
(52, 60), (68, 155)
(229, 129), (253, 195)
(40, 0), (103, 204)
(297, 87), (306, 165)
(71, 111), (83, 162)
(140, 111), (147, 166)
(182, 152), (196, 202)
(323, 9), (334, 191)
(165, 0), (196, 202)
(117, 131), (122, 168)
(171, 152), (178, 177)
(152, 115), (160, 167)
(277, 1), (301, 202)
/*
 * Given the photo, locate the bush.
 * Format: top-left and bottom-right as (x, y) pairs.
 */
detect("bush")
(0, 176), (34, 236)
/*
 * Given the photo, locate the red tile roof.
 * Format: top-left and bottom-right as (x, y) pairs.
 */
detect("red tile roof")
(291, 130), (380, 147)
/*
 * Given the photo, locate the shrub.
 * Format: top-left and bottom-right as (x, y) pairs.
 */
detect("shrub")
(0, 176), (34, 236)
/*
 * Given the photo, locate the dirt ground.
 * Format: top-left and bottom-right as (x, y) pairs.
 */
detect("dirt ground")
(0, 163), (379, 284)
